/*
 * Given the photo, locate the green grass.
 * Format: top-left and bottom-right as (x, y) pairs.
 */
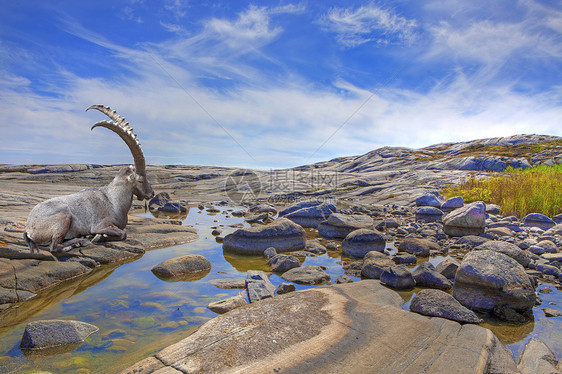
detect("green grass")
(443, 164), (562, 217)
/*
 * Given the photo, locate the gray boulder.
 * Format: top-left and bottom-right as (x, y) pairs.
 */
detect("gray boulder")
(441, 196), (464, 211)
(457, 235), (491, 248)
(280, 201), (337, 228)
(412, 262), (452, 290)
(415, 206), (444, 223)
(246, 271), (276, 303)
(151, 255), (211, 281)
(392, 252), (417, 265)
(276, 282), (296, 294)
(223, 218), (306, 255)
(522, 213), (555, 230)
(281, 266), (330, 285)
(380, 265), (415, 289)
(318, 213), (373, 239)
(268, 254), (301, 273)
(20, 320), (98, 350)
(415, 193), (443, 207)
(435, 257), (460, 279)
(453, 250), (536, 316)
(410, 289), (482, 324)
(207, 293), (247, 314)
(443, 201), (486, 236)
(398, 238), (440, 257)
(474, 240), (531, 267)
(341, 229), (385, 259)
(361, 251), (395, 279)
(518, 338), (558, 374)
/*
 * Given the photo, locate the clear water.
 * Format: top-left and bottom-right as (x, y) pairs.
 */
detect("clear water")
(0, 206), (560, 373)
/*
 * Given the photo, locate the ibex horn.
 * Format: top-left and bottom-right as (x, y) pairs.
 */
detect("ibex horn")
(87, 105), (146, 176)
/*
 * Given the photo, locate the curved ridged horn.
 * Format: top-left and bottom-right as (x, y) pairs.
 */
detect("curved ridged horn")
(86, 105), (146, 176)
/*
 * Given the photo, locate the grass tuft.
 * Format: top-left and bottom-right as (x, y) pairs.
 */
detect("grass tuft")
(443, 164), (562, 217)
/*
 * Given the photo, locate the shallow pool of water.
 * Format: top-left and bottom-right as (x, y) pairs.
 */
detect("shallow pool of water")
(0, 206), (560, 372)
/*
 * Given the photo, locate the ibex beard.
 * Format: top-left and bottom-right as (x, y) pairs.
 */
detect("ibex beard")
(24, 105), (154, 253)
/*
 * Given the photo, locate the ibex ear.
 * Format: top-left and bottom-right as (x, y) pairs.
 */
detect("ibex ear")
(126, 165), (136, 182)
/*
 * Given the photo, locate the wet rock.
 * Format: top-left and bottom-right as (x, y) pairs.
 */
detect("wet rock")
(453, 250), (536, 316)
(392, 252), (417, 265)
(244, 212), (272, 223)
(361, 251), (395, 279)
(415, 207), (444, 223)
(305, 240), (327, 255)
(335, 274), (354, 284)
(268, 254), (301, 273)
(208, 292), (247, 314)
(210, 278), (247, 289)
(280, 201), (337, 228)
(536, 240), (558, 253)
(246, 270), (275, 303)
(276, 282), (296, 295)
(263, 247), (277, 260)
(443, 201), (486, 237)
(441, 196), (464, 211)
(318, 213), (373, 239)
(435, 257), (460, 279)
(410, 289), (482, 324)
(222, 218), (306, 255)
(151, 255), (211, 281)
(412, 262), (452, 290)
(493, 305), (526, 322)
(522, 213), (556, 230)
(541, 253), (562, 262)
(281, 266), (330, 285)
(542, 307), (562, 317)
(341, 229), (385, 259)
(0, 286), (36, 305)
(456, 235), (491, 248)
(415, 193), (443, 208)
(380, 265), (415, 290)
(158, 202), (187, 214)
(398, 238), (439, 257)
(474, 240), (531, 267)
(518, 338), (558, 374)
(536, 264), (560, 277)
(249, 204), (277, 215)
(20, 320), (98, 350)
(487, 226), (515, 237)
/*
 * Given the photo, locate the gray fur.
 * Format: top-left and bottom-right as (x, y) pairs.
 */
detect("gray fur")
(24, 106), (154, 253)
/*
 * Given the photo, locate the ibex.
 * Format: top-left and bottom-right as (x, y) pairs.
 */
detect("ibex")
(24, 105), (154, 253)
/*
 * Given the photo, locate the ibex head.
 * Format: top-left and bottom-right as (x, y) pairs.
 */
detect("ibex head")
(87, 105), (154, 201)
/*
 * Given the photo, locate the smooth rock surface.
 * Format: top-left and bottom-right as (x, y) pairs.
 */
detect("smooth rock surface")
(20, 319), (99, 350)
(281, 266), (331, 285)
(522, 213), (556, 230)
(443, 201), (486, 236)
(318, 213), (373, 239)
(517, 338), (558, 374)
(474, 240), (531, 267)
(121, 280), (518, 374)
(207, 293), (247, 314)
(412, 262), (452, 290)
(398, 238), (439, 257)
(280, 201), (337, 228)
(151, 255), (211, 281)
(268, 254), (301, 273)
(341, 229), (385, 258)
(361, 251), (395, 279)
(380, 265), (415, 289)
(246, 270), (276, 303)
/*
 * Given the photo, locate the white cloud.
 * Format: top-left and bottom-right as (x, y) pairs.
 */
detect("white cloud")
(321, 3), (418, 47)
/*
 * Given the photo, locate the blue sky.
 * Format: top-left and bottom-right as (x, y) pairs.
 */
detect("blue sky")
(1, 0), (561, 169)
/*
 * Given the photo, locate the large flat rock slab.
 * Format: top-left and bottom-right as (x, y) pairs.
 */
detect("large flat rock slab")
(121, 280), (517, 374)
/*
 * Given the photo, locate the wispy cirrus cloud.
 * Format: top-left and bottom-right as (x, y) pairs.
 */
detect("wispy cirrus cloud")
(320, 3), (419, 47)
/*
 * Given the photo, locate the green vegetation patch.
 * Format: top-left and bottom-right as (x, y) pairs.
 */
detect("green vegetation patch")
(457, 139), (562, 159)
(443, 164), (562, 217)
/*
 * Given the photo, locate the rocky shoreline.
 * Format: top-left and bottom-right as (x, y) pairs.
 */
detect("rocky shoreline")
(0, 134), (561, 373)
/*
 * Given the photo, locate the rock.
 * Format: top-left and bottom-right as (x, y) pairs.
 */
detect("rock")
(485, 204), (501, 215)
(391, 252), (417, 265)
(398, 238), (439, 257)
(207, 293), (247, 314)
(415, 193), (443, 207)
(361, 251), (395, 279)
(412, 262), (452, 290)
(435, 257), (460, 279)
(318, 213), (373, 239)
(441, 196), (464, 211)
(453, 250), (536, 316)
(415, 207), (444, 223)
(522, 213), (556, 230)
(380, 265), (415, 290)
(341, 229), (385, 259)
(281, 266), (330, 285)
(20, 320), (98, 350)
(244, 212), (272, 223)
(536, 264), (560, 276)
(474, 240), (531, 267)
(0, 286), (36, 305)
(222, 218), (306, 255)
(541, 253), (562, 262)
(276, 282), (296, 294)
(553, 214), (562, 224)
(536, 240), (558, 253)
(542, 307), (562, 317)
(263, 247), (277, 260)
(443, 201), (486, 236)
(122, 280), (519, 374)
(487, 226), (515, 237)
(268, 254), (301, 273)
(210, 278), (247, 289)
(518, 338), (558, 374)
(493, 305), (526, 323)
(335, 274), (354, 284)
(151, 255), (211, 281)
(410, 289), (482, 324)
(158, 202), (187, 214)
(211, 229), (222, 236)
(246, 271), (276, 303)
(280, 201), (337, 228)
(305, 240), (327, 255)
(249, 204), (277, 215)
(457, 235), (491, 248)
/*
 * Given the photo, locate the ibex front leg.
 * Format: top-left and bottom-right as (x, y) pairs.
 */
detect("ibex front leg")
(92, 221), (127, 243)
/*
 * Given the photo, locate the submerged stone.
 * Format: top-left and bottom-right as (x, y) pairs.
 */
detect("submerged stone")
(20, 320), (98, 350)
